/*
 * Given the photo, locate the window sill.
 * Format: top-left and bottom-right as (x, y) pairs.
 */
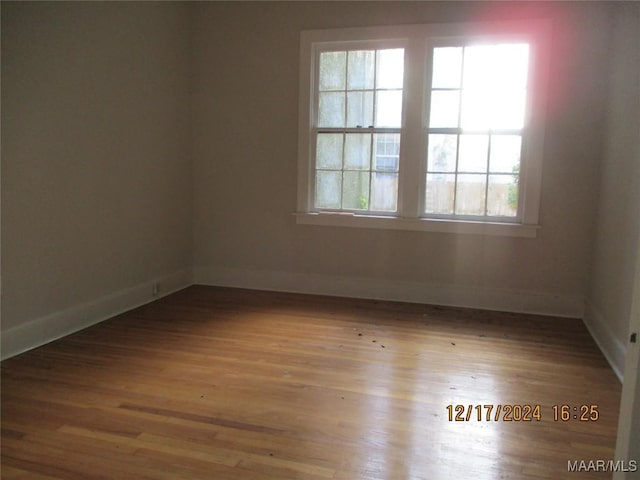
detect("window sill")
(295, 212), (539, 238)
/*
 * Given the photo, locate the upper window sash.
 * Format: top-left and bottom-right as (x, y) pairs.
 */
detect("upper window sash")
(312, 45), (406, 131)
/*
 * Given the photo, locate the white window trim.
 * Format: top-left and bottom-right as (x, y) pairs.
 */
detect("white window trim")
(296, 20), (551, 237)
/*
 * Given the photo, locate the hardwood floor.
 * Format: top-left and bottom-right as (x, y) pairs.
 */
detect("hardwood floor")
(1, 286), (622, 479)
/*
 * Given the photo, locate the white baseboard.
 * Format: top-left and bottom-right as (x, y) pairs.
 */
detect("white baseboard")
(193, 266), (585, 318)
(0, 269), (193, 361)
(1, 265), (591, 363)
(583, 300), (626, 382)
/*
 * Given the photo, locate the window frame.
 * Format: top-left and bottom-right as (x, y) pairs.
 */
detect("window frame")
(297, 20), (551, 238)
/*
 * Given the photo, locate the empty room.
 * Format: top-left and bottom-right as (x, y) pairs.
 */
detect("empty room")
(1, 1), (639, 479)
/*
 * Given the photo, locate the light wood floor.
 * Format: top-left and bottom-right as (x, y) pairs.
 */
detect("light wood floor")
(1, 286), (622, 479)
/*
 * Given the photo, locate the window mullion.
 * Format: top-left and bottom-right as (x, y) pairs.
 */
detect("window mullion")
(372, 50), (378, 127)
(368, 132), (374, 210)
(397, 35), (424, 219)
(452, 46), (466, 216)
(483, 133), (492, 216)
(452, 135), (460, 215)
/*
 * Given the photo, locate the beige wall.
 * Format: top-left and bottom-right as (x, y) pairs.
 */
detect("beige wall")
(192, 2), (611, 313)
(1, 2), (193, 332)
(586, 3), (640, 377)
(3, 1), (637, 366)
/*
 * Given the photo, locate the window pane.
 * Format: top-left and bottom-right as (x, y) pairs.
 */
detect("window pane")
(460, 88), (490, 130)
(316, 133), (343, 169)
(318, 92), (345, 127)
(461, 44), (529, 130)
(461, 92), (527, 129)
(376, 49), (404, 89)
(425, 174), (455, 214)
(487, 174), (518, 217)
(432, 47), (462, 89)
(461, 88), (527, 129)
(462, 45), (494, 91)
(319, 51), (346, 91)
(490, 135), (521, 173)
(427, 134), (457, 172)
(455, 174), (486, 215)
(342, 171), (370, 210)
(344, 134), (371, 170)
(458, 134), (488, 173)
(490, 89), (526, 129)
(348, 50), (375, 90)
(371, 172), (398, 212)
(375, 90), (402, 127)
(494, 44), (529, 90)
(347, 91), (374, 127)
(429, 90), (460, 128)
(316, 171), (341, 209)
(374, 133), (400, 171)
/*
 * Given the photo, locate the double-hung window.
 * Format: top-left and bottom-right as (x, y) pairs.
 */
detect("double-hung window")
(297, 21), (550, 237)
(314, 45), (405, 213)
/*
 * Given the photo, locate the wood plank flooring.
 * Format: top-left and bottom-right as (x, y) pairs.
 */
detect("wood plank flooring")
(1, 286), (622, 479)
